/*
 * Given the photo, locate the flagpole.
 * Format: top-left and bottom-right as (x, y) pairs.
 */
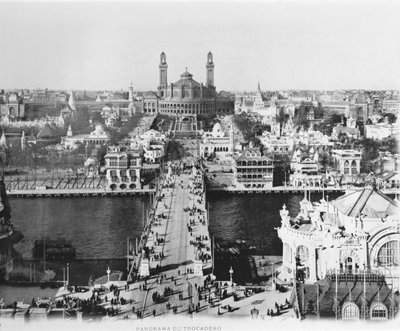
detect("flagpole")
(335, 268), (338, 320)
(363, 266), (366, 320)
(127, 237), (129, 274)
(212, 236), (215, 275)
(316, 283), (320, 319)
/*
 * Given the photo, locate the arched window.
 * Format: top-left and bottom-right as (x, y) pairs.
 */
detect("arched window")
(296, 245), (309, 264)
(344, 160), (350, 174)
(370, 303), (387, 320)
(351, 160), (357, 174)
(377, 240), (400, 266)
(342, 302), (359, 320)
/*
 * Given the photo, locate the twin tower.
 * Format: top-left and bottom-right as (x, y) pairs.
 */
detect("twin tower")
(159, 52), (215, 89)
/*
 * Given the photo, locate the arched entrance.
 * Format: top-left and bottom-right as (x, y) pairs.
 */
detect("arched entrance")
(342, 302), (359, 320)
(345, 257), (353, 274)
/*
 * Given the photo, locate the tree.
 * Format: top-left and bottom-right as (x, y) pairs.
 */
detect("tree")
(97, 145), (108, 166)
(273, 153), (291, 186)
(360, 138), (380, 173)
(249, 137), (261, 147)
(294, 102), (308, 128)
(314, 102), (324, 119)
(71, 106), (90, 134)
(0, 148), (7, 174)
(276, 107), (286, 127)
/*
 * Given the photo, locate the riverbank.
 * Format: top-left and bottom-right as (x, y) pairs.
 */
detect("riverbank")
(6, 187), (155, 198)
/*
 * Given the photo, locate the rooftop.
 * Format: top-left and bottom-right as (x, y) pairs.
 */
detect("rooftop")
(330, 186), (399, 218)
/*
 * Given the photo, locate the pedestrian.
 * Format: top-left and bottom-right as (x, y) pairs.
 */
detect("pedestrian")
(153, 309), (156, 317)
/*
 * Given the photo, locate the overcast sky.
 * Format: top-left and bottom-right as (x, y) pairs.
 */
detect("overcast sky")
(1, 0), (399, 91)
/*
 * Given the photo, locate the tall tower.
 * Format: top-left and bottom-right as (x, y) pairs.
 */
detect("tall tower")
(159, 52), (168, 95)
(206, 51), (214, 87)
(129, 80), (134, 101)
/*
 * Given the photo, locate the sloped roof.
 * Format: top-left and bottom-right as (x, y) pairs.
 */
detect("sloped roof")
(235, 149), (273, 162)
(297, 276), (398, 318)
(37, 125), (58, 139)
(180, 70), (193, 79)
(330, 186), (399, 218)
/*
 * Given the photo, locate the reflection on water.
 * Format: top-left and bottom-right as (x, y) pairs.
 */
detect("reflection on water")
(207, 191), (343, 255)
(11, 196), (150, 259)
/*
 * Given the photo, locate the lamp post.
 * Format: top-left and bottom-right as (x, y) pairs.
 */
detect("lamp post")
(284, 170), (288, 188)
(66, 263), (69, 286)
(107, 266), (111, 283)
(229, 266), (233, 287)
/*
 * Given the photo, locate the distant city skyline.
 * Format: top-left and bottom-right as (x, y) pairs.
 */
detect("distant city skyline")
(1, 1), (400, 91)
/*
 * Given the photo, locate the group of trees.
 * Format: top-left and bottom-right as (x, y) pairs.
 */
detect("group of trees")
(107, 113), (145, 145)
(233, 113), (270, 141)
(165, 139), (184, 161)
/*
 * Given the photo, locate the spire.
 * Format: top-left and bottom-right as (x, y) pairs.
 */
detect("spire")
(21, 130), (26, 151)
(67, 125), (73, 137)
(68, 90), (76, 111)
(257, 81), (261, 92)
(0, 131), (7, 147)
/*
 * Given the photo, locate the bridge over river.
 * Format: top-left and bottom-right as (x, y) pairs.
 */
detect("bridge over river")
(125, 161), (215, 316)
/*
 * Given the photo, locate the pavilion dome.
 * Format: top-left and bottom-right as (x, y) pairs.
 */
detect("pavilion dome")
(180, 70), (193, 79)
(212, 122), (223, 133)
(84, 157), (98, 168)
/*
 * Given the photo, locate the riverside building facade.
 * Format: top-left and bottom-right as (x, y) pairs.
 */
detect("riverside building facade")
(232, 145), (274, 189)
(277, 186), (400, 291)
(104, 146), (142, 190)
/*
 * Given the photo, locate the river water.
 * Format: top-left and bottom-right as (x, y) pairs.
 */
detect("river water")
(9, 192), (343, 284)
(11, 191), (343, 259)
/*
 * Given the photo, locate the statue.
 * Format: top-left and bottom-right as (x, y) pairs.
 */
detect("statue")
(280, 204), (291, 228)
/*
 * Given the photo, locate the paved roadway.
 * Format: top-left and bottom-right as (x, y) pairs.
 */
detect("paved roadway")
(138, 169), (211, 317)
